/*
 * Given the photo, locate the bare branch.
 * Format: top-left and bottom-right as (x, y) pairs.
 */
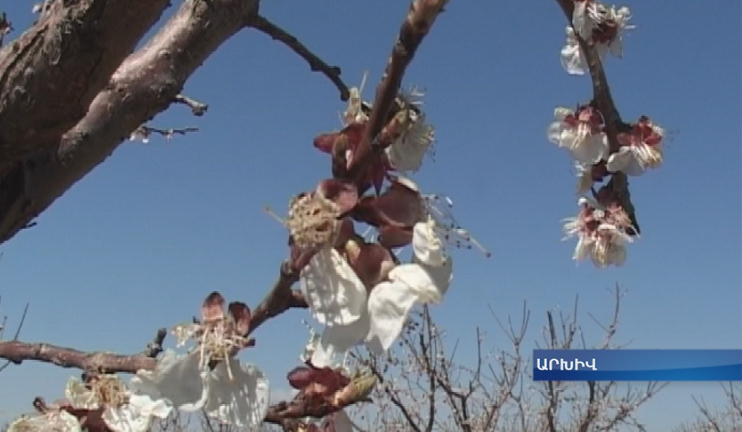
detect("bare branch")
(247, 15), (350, 101)
(174, 94), (209, 116)
(129, 126), (200, 143)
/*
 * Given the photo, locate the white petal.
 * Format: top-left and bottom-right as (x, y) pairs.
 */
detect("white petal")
(204, 358), (271, 428)
(102, 402), (154, 432)
(560, 29), (588, 75)
(365, 280), (420, 352)
(393, 260), (453, 299)
(366, 261), (453, 352)
(412, 220), (446, 266)
(312, 313), (370, 367)
(131, 350), (208, 412)
(385, 118), (433, 173)
(547, 121), (566, 145)
(330, 410), (354, 432)
(607, 243), (627, 266)
(65, 377), (98, 409)
(300, 247), (368, 326)
(572, 2), (592, 40)
(573, 235), (593, 261)
(572, 133), (608, 165)
(8, 411), (81, 432)
(606, 147), (644, 175)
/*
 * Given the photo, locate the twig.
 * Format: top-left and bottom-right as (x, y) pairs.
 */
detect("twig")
(0, 302), (29, 373)
(0, 12), (12, 46)
(247, 14), (350, 101)
(129, 126), (200, 143)
(246, 260), (306, 337)
(141, 328), (168, 358)
(348, 0), (449, 184)
(174, 94), (209, 116)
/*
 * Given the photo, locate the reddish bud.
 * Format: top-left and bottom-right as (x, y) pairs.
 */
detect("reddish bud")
(352, 178), (424, 229)
(316, 179), (358, 214)
(228, 302), (251, 335)
(344, 240), (396, 288)
(201, 292), (225, 322)
(287, 366), (315, 390)
(377, 224), (414, 249)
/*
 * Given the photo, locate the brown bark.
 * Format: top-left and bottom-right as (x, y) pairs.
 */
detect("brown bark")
(0, 0), (171, 167)
(0, 0), (260, 245)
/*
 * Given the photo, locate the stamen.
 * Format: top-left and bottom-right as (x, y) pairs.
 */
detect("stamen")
(263, 206), (287, 227)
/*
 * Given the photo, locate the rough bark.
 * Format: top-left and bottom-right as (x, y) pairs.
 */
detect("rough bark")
(0, 0), (171, 168)
(0, 0), (260, 245)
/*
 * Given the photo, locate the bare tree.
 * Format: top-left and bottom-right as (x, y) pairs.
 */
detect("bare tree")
(672, 383), (742, 432)
(348, 287), (668, 432)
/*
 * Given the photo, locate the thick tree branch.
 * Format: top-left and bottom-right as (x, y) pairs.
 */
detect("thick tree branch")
(0, 0), (171, 167)
(0, 0), (261, 245)
(247, 15), (349, 101)
(347, 0), (449, 184)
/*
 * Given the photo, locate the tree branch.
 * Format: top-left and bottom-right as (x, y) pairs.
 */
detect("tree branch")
(0, 0), (261, 246)
(348, 0), (449, 183)
(174, 94), (209, 116)
(247, 15), (350, 101)
(247, 260), (306, 336)
(552, 0), (639, 234)
(0, 0), (171, 167)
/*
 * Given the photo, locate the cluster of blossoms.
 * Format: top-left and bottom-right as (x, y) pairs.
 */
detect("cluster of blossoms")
(549, 0), (665, 267)
(8, 293), (270, 432)
(561, 0), (634, 75)
(279, 73), (489, 369)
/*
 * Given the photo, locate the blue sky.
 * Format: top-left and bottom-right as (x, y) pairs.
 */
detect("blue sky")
(0, 1), (740, 430)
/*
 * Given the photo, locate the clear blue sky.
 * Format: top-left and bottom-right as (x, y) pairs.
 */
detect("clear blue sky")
(0, 1), (739, 430)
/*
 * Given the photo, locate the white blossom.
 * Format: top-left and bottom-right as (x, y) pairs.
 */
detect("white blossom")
(572, 0), (605, 40)
(606, 116), (664, 176)
(385, 87), (435, 173)
(132, 349), (270, 429)
(560, 5), (634, 75)
(560, 27), (590, 76)
(562, 197), (635, 268)
(7, 410), (81, 432)
(305, 231), (453, 368)
(65, 375), (171, 432)
(547, 106), (608, 165)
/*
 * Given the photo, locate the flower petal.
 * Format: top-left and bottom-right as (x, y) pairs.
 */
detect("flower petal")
(300, 247), (368, 326)
(131, 350), (207, 412)
(8, 411), (81, 432)
(560, 29), (588, 75)
(102, 400), (157, 432)
(204, 358), (271, 428)
(571, 133), (608, 165)
(366, 260), (453, 353)
(412, 220), (446, 267)
(390, 261), (453, 302)
(311, 313), (370, 368)
(365, 280), (419, 353)
(606, 146), (637, 174)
